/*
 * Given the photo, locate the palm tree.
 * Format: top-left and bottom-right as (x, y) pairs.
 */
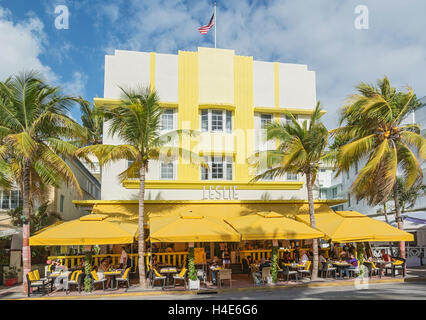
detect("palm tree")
(332, 76), (426, 259)
(75, 86), (202, 288)
(0, 71), (88, 293)
(250, 102), (330, 280)
(79, 99), (103, 146)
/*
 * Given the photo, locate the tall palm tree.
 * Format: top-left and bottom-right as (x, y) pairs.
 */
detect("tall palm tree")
(332, 76), (426, 259)
(79, 99), (103, 146)
(0, 71), (88, 293)
(75, 86), (202, 288)
(250, 102), (330, 280)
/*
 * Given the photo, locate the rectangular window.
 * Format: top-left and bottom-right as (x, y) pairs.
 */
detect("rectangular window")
(320, 189), (328, 200)
(348, 193), (351, 207)
(201, 156), (233, 180)
(161, 109), (174, 131)
(10, 191), (19, 209)
(1, 191), (9, 209)
(201, 110), (208, 132)
(226, 111), (232, 133)
(60, 195), (65, 213)
(332, 187), (337, 198)
(211, 110), (223, 132)
(354, 162), (358, 174)
(347, 171), (350, 179)
(160, 162), (174, 180)
(287, 173), (298, 181)
(261, 114), (272, 129)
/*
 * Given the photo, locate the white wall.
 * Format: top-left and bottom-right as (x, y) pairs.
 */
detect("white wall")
(253, 61), (275, 107)
(155, 53), (178, 102)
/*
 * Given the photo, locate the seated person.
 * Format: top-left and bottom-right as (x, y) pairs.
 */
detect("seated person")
(249, 262), (262, 285)
(343, 254), (358, 278)
(259, 258), (271, 271)
(339, 251), (347, 261)
(282, 252), (292, 264)
(209, 256), (220, 285)
(381, 249), (391, 262)
(99, 258), (110, 272)
(319, 254), (327, 265)
(299, 250), (309, 265)
(54, 259), (67, 272)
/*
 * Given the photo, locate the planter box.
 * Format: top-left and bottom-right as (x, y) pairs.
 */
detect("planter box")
(188, 279), (200, 290)
(4, 277), (18, 286)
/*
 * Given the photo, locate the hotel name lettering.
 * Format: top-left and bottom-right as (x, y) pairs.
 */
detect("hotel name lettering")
(202, 185), (239, 200)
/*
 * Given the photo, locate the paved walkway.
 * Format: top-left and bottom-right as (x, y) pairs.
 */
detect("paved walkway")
(2, 266), (425, 300)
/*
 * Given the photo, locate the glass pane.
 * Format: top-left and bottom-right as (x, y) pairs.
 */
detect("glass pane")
(161, 109), (174, 131)
(226, 111), (232, 133)
(10, 191), (19, 209)
(1, 191), (9, 209)
(226, 163), (232, 180)
(260, 114), (272, 129)
(287, 173), (298, 181)
(211, 157), (224, 179)
(160, 163), (174, 179)
(201, 110), (209, 132)
(211, 110), (223, 132)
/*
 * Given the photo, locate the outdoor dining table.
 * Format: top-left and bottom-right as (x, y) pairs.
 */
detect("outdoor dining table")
(160, 267), (178, 288)
(104, 270), (123, 290)
(331, 261), (352, 279)
(283, 263), (305, 270)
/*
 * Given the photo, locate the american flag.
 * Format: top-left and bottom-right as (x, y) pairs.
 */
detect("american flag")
(198, 13), (214, 35)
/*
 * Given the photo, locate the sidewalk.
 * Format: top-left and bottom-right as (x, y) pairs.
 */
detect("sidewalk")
(2, 266), (426, 300)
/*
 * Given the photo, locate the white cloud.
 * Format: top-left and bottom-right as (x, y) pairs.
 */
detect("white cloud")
(0, 6), (56, 81)
(104, 0), (426, 128)
(62, 71), (88, 97)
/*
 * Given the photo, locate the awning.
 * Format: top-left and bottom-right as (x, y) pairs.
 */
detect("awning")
(296, 211), (414, 242)
(149, 215), (240, 243)
(225, 212), (324, 240)
(29, 214), (138, 246)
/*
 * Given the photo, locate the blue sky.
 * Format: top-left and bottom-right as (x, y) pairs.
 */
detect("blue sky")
(1, 0), (425, 128)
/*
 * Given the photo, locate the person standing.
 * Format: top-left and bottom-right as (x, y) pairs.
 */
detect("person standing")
(222, 247), (231, 269)
(119, 246), (128, 270)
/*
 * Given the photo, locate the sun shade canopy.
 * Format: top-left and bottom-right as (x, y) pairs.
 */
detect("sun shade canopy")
(225, 211), (324, 240)
(295, 211), (414, 242)
(149, 215), (240, 243)
(29, 214), (138, 246)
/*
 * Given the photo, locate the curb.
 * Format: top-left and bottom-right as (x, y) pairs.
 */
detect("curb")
(9, 276), (426, 300)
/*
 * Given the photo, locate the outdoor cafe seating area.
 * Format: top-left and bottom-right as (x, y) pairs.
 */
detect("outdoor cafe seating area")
(25, 208), (413, 297)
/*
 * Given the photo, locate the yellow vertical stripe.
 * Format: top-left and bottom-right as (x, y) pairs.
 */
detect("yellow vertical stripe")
(177, 51), (199, 181)
(150, 52), (156, 90)
(274, 62), (279, 108)
(234, 55), (254, 182)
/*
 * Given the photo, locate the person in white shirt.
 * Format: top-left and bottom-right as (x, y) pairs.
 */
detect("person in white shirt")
(299, 250), (309, 265)
(119, 246), (128, 269)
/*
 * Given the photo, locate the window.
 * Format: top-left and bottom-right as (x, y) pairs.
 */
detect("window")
(347, 193), (351, 207)
(346, 171), (350, 179)
(200, 109), (233, 133)
(260, 114), (272, 129)
(161, 109), (174, 131)
(60, 195), (65, 213)
(1, 191), (10, 209)
(10, 191), (19, 209)
(211, 110), (223, 132)
(160, 162), (174, 180)
(320, 189), (328, 200)
(354, 162), (358, 174)
(332, 187), (337, 199)
(201, 156), (233, 180)
(287, 173), (298, 181)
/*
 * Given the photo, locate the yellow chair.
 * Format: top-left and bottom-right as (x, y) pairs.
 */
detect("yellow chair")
(297, 261), (312, 279)
(173, 267), (187, 289)
(26, 271), (49, 297)
(91, 270), (106, 291)
(67, 270), (84, 294)
(116, 268), (131, 291)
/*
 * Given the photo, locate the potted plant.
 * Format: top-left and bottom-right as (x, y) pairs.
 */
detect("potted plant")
(4, 266), (18, 286)
(187, 247), (200, 290)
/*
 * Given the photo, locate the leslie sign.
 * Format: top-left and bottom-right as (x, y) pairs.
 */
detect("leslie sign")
(202, 185), (239, 200)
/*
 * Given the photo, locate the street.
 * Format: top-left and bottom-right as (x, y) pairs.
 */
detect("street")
(89, 281), (426, 300)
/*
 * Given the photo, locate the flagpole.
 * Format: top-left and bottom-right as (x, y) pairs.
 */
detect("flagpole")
(214, 2), (217, 48)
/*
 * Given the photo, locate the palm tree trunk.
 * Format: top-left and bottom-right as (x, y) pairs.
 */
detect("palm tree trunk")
(393, 185), (405, 259)
(21, 164), (31, 294)
(138, 163), (147, 288)
(306, 170), (318, 280)
(383, 202), (393, 254)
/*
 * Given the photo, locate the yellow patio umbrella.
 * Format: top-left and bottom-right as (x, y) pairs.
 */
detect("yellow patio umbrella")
(29, 214), (138, 246)
(295, 211), (413, 242)
(149, 215), (240, 243)
(224, 212), (324, 240)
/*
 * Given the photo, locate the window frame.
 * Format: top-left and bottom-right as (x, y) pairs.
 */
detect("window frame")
(200, 156), (233, 181)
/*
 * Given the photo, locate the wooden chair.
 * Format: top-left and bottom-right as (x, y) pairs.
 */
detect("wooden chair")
(218, 269), (232, 288)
